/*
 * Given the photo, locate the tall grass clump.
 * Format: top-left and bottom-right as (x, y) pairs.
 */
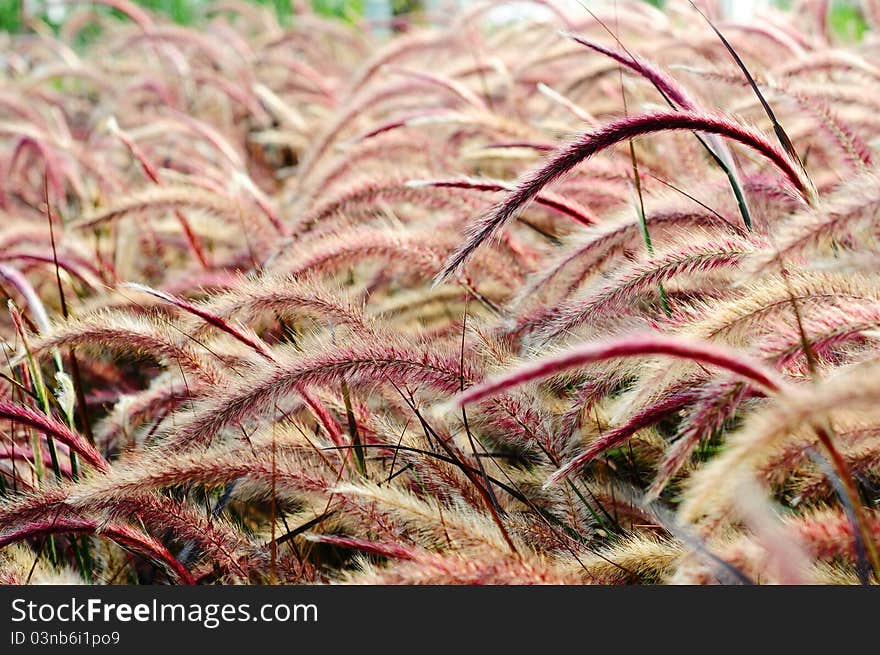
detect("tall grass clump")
(1, 0), (880, 585)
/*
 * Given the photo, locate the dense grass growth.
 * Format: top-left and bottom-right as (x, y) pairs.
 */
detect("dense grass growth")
(1, 0), (880, 585)
(0, 0), (396, 32)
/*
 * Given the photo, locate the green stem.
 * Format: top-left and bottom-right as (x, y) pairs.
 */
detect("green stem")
(629, 140), (672, 317)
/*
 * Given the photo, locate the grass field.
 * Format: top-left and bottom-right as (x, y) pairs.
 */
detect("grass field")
(1, 0), (880, 585)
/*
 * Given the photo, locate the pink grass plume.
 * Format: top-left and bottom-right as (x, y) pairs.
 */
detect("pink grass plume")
(437, 110), (811, 282)
(0, 402), (109, 472)
(453, 333), (784, 487)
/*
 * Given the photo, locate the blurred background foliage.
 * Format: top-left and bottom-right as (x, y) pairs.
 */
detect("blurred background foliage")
(0, 0), (871, 41)
(0, 0), (374, 32)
